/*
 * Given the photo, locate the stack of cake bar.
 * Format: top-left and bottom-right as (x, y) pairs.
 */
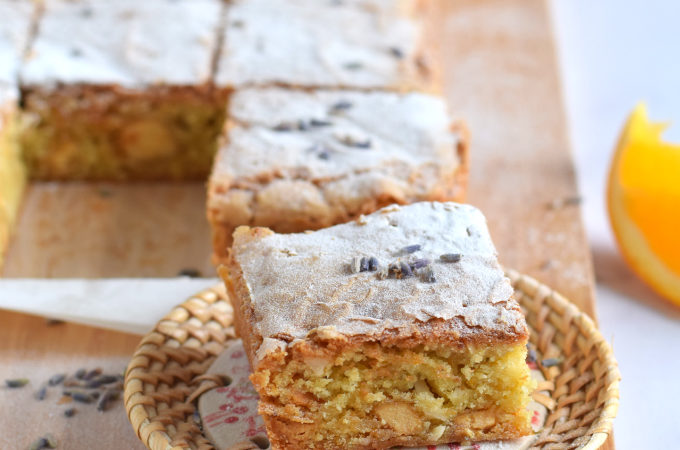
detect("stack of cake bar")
(0, 1), (535, 448)
(0, 0), (468, 266)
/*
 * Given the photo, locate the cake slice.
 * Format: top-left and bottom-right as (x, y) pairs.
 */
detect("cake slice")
(220, 202), (533, 449)
(0, 0), (34, 269)
(0, 86), (26, 270)
(215, 0), (438, 91)
(207, 88), (468, 263)
(20, 0), (226, 180)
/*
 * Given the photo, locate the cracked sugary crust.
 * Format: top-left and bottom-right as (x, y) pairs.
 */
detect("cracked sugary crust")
(21, 0), (222, 87)
(208, 89), (468, 262)
(222, 202), (529, 369)
(215, 0), (439, 91)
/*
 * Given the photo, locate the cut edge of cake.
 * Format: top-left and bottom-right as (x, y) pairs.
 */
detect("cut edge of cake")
(0, 85), (27, 269)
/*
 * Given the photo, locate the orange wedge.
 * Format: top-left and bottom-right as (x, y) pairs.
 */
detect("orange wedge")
(607, 103), (680, 306)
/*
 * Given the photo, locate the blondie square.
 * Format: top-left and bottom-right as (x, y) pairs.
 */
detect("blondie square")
(215, 0), (438, 91)
(0, 86), (26, 269)
(208, 88), (468, 262)
(0, 0), (34, 268)
(20, 0), (226, 180)
(220, 202), (533, 449)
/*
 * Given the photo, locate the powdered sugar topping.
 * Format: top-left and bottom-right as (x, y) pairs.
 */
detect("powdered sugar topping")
(231, 202), (526, 360)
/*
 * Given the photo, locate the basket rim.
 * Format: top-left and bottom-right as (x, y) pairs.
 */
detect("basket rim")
(124, 269), (620, 450)
(504, 269), (620, 450)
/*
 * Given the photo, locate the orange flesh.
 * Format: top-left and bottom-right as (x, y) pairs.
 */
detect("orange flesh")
(616, 107), (680, 274)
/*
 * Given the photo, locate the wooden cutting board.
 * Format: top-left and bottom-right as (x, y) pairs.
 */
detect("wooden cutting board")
(0, 0), (612, 448)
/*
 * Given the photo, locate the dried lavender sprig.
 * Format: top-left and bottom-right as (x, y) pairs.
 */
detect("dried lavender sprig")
(343, 61), (363, 70)
(44, 434), (57, 448)
(5, 378), (29, 388)
(398, 262), (413, 278)
(84, 374), (119, 389)
(352, 256), (380, 273)
(82, 368), (102, 380)
(309, 119), (333, 127)
(177, 268), (201, 278)
(48, 374), (66, 386)
(389, 46), (404, 58)
(96, 388), (119, 412)
(541, 358), (563, 368)
(63, 377), (88, 388)
(45, 318), (65, 326)
(297, 119), (309, 131)
(409, 258), (431, 270)
(402, 244), (421, 254)
(329, 100), (352, 114)
(367, 256), (379, 272)
(29, 438), (48, 450)
(526, 345), (538, 364)
(63, 389), (98, 403)
(273, 122), (294, 132)
(337, 135), (371, 149)
(359, 257), (370, 273)
(440, 253), (461, 263)
(95, 374), (119, 385)
(35, 386), (47, 401)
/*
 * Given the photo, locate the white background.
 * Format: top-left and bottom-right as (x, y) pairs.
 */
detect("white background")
(550, 0), (680, 447)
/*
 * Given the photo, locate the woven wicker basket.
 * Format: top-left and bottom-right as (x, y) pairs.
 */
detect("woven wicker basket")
(124, 270), (620, 450)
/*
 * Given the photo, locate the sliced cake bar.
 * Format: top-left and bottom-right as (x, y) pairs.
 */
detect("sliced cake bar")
(0, 0), (34, 267)
(220, 202), (533, 449)
(0, 86), (26, 269)
(20, 0), (226, 180)
(207, 87), (468, 262)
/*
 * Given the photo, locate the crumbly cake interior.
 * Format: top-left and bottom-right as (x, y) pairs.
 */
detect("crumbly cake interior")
(256, 342), (532, 448)
(20, 86), (227, 180)
(0, 107), (26, 265)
